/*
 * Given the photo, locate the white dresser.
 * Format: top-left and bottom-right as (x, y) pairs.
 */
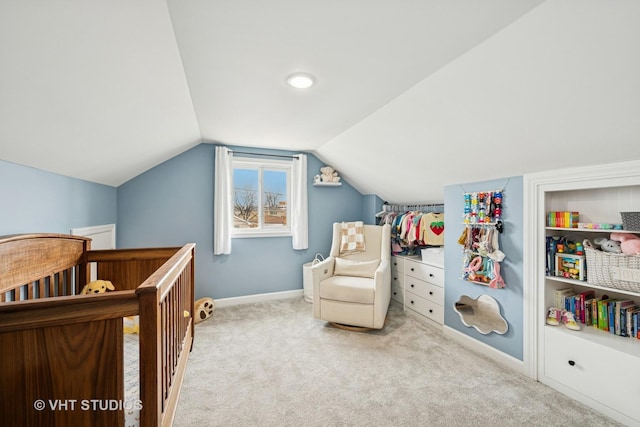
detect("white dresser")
(390, 255), (405, 305)
(391, 255), (444, 325)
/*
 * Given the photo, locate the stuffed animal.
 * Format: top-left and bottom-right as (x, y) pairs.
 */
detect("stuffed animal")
(194, 297), (215, 324)
(123, 315), (139, 334)
(610, 232), (640, 255)
(593, 237), (622, 254)
(319, 166), (341, 183)
(80, 280), (115, 294)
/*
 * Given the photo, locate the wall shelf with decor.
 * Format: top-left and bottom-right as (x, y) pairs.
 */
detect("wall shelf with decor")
(312, 182), (342, 187)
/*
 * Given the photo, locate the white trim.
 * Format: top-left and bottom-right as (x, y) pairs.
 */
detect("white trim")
(232, 230), (292, 239)
(214, 289), (303, 307)
(443, 325), (525, 375)
(523, 175), (539, 380)
(71, 224), (116, 249)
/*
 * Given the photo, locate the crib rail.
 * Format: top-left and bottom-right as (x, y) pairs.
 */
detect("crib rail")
(0, 291), (137, 426)
(0, 235), (196, 427)
(136, 243), (195, 427)
(88, 247), (181, 291)
(0, 233), (90, 301)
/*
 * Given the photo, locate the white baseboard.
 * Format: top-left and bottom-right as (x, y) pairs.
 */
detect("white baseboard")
(443, 325), (525, 375)
(214, 289), (304, 308)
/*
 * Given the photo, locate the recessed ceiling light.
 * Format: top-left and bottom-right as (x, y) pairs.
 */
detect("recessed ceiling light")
(286, 73), (315, 89)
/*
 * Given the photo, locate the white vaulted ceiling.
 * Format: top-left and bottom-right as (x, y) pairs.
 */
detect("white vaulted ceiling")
(2, 0), (640, 202)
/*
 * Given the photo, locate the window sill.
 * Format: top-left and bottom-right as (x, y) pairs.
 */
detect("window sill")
(232, 230), (292, 239)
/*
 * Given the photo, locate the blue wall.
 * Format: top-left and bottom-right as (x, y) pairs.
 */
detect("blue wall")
(117, 143), (367, 300)
(444, 176), (524, 360)
(0, 159), (117, 236)
(362, 194), (384, 225)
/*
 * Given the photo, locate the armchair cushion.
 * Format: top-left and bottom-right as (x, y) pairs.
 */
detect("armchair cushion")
(333, 257), (380, 278)
(318, 276), (375, 304)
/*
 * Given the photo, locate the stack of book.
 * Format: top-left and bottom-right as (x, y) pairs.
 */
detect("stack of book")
(547, 211), (579, 228)
(555, 288), (640, 338)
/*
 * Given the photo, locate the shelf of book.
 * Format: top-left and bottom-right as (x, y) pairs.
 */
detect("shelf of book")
(546, 227), (640, 234)
(546, 275), (640, 298)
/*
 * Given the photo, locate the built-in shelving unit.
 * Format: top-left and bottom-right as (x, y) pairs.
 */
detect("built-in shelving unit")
(526, 161), (640, 426)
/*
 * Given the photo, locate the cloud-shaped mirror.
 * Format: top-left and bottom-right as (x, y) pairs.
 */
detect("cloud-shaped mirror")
(454, 294), (508, 335)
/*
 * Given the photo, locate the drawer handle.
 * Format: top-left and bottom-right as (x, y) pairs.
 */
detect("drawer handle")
(429, 309), (433, 313)
(393, 292), (397, 295)
(410, 300), (415, 304)
(568, 360), (575, 367)
(429, 273), (434, 277)
(429, 291), (433, 295)
(411, 268), (415, 271)
(411, 284), (414, 288)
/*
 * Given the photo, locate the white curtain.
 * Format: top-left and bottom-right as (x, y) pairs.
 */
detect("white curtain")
(291, 153), (308, 250)
(214, 146), (233, 255)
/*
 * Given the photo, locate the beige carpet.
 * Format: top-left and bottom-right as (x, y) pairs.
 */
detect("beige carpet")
(174, 298), (621, 427)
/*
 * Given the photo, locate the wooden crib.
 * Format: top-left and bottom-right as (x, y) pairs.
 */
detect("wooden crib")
(0, 233), (196, 427)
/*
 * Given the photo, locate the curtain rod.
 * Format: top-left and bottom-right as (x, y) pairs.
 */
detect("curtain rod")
(231, 150), (300, 159)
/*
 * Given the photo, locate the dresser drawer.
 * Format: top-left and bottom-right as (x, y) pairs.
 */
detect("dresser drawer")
(391, 256), (405, 272)
(405, 277), (443, 305)
(544, 327), (640, 421)
(405, 292), (444, 324)
(391, 284), (404, 304)
(405, 260), (444, 286)
(391, 269), (404, 289)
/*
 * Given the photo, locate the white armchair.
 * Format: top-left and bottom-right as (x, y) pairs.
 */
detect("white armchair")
(312, 222), (391, 330)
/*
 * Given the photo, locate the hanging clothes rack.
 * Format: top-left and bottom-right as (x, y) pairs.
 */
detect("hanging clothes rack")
(376, 201), (444, 217)
(376, 201), (446, 255)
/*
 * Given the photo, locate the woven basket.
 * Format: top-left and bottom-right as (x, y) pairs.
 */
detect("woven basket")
(584, 241), (640, 293)
(620, 212), (640, 231)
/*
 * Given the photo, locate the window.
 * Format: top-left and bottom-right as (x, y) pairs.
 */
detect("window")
(232, 157), (291, 238)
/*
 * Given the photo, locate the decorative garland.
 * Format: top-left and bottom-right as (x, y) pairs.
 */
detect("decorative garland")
(463, 190), (503, 233)
(459, 189), (506, 288)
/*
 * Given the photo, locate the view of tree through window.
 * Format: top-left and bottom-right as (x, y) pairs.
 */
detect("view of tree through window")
(233, 163), (288, 231)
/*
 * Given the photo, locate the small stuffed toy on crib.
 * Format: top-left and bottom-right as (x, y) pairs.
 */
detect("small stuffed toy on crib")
(79, 280), (140, 334)
(123, 315), (139, 334)
(80, 280), (115, 294)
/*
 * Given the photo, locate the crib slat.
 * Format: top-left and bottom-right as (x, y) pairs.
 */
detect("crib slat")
(67, 268), (74, 295)
(48, 274), (56, 297)
(38, 278), (46, 298)
(171, 287), (175, 385)
(52, 272), (59, 297)
(163, 302), (169, 403)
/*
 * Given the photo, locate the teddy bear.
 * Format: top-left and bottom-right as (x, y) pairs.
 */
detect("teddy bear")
(194, 297), (215, 324)
(80, 279), (115, 294)
(593, 237), (622, 253)
(610, 232), (640, 255)
(319, 166), (341, 183)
